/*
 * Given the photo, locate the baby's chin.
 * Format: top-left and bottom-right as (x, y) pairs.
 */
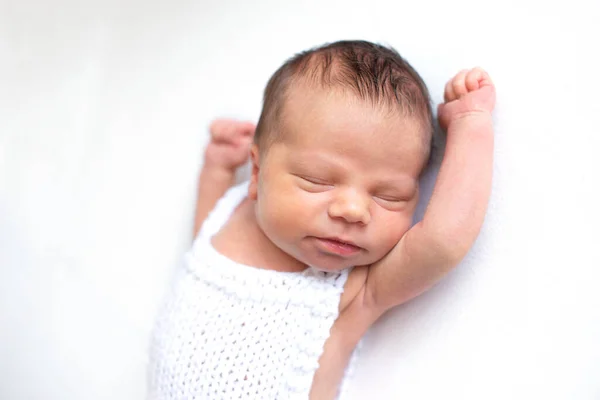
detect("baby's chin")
(300, 252), (375, 273)
(304, 244), (402, 272)
(275, 240), (385, 273)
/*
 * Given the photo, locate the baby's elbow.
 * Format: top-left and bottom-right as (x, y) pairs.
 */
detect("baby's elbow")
(430, 237), (470, 268)
(423, 226), (480, 268)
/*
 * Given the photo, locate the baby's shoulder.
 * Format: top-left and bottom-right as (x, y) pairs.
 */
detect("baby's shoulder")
(210, 198), (259, 265)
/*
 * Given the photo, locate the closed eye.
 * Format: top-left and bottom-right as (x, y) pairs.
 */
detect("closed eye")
(301, 176), (331, 186)
(375, 195), (402, 203)
(373, 194), (408, 210)
(295, 175), (334, 192)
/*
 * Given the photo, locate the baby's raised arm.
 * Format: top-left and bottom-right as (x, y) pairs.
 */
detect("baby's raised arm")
(364, 68), (496, 312)
(193, 120), (255, 237)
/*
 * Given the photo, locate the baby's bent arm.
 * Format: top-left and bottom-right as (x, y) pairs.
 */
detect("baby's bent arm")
(192, 165), (236, 238)
(364, 115), (494, 311)
(192, 119), (255, 238)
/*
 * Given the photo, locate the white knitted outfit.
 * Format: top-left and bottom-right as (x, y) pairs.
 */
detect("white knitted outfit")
(148, 182), (350, 399)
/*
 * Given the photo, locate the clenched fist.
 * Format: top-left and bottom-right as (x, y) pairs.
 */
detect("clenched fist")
(204, 119), (256, 171)
(438, 67), (496, 131)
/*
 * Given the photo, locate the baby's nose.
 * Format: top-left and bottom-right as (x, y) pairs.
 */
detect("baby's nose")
(328, 189), (371, 225)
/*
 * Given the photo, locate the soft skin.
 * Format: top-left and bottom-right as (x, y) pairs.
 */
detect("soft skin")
(196, 67), (496, 400)
(247, 85), (427, 273)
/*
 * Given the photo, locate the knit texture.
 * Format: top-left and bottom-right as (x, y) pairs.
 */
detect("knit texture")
(148, 182), (349, 399)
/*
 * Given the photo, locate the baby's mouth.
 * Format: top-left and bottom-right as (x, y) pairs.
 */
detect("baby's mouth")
(312, 237), (363, 256)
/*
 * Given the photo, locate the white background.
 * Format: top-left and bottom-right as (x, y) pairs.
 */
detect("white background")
(1, 0), (599, 399)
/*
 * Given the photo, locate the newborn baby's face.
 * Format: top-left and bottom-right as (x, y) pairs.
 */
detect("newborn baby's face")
(252, 87), (426, 271)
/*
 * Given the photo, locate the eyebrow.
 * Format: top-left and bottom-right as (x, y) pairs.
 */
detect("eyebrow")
(287, 151), (345, 172)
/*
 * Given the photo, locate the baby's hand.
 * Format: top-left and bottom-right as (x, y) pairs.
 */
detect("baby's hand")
(204, 119), (256, 171)
(437, 67), (496, 131)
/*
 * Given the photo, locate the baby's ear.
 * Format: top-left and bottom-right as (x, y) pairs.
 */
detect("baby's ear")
(248, 144), (260, 200)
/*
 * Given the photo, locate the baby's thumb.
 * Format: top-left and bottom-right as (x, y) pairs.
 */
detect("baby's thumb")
(437, 103), (449, 130)
(241, 122), (257, 137)
(437, 103), (444, 118)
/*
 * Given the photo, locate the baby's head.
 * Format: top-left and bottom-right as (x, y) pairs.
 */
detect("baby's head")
(249, 40), (433, 271)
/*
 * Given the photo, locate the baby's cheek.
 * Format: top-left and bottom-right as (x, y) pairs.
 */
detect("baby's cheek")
(378, 212), (411, 248)
(262, 191), (309, 237)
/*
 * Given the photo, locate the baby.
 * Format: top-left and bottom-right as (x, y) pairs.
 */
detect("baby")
(149, 40), (495, 399)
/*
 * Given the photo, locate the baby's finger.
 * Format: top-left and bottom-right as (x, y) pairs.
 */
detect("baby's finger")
(478, 70), (493, 87)
(465, 68), (484, 91)
(211, 121), (241, 143)
(437, 102), (452, 130)
(451, 69), (469, 99)
(240, 122), (256, 137)
(220, 124), (237, 143)
(466, 67), (494, 91)
(444, 79), (456, 103)
(209, 119), (230, 141)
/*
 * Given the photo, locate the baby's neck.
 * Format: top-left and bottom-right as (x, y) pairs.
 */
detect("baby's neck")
(211, 198), (308, 273)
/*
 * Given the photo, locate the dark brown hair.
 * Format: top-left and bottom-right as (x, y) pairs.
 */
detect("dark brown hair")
(255, 40), (434, 158)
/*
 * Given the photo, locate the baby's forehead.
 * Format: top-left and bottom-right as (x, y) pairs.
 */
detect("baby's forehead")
(272, 84), (429, 170)
(282, 83), (423, 138)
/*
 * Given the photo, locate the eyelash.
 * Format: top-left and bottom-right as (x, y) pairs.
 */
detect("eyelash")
(375, 196), (402, 203)
(300, 176), (332, 186)
(300, 177), (403, 203)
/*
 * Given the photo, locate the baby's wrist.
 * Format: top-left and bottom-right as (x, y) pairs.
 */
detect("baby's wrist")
(201, 162), (237, 182)
(446, 111), (493, 133)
